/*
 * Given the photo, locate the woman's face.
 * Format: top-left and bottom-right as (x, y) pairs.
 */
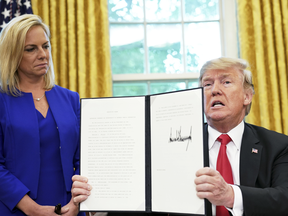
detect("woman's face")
(17, 25), (50, 82)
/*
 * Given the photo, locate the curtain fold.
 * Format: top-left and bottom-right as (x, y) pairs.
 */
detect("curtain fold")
(237, 0), (288, 135)
(31, 0), (112, 98)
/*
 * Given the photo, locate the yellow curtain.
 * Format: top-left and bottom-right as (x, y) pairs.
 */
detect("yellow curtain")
(237, 0), (288, 135)
(31, 0), (112, 98)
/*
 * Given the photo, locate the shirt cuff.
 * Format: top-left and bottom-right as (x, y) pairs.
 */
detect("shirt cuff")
(227, 185), (243, 216)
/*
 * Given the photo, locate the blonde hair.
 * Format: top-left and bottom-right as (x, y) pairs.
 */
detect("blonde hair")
(199, 57), (255, 115)
(0, 14), (55, 96)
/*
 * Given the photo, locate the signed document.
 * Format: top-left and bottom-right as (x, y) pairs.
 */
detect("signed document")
(80, 88), (207, 215)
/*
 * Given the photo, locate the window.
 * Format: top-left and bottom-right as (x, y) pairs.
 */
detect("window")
(108, 0), (238, 96)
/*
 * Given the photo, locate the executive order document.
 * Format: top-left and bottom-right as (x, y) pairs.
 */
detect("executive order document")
(80, 88), (206, 215)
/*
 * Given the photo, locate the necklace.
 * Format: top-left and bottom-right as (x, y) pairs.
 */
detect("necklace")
(34, 93), (45, 101)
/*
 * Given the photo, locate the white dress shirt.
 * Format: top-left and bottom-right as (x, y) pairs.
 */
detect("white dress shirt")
(208, 121), (244, 216)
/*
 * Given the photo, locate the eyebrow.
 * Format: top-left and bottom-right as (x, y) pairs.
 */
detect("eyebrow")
(202, 73), (232, 82)
(25, 41), (49, 47)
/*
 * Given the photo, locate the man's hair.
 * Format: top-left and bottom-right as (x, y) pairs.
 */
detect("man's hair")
(0, 14), (55, 96)
(199, 57), (255, 115)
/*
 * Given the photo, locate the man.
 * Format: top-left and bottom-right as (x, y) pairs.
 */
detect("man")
(195, 57), (288, 216)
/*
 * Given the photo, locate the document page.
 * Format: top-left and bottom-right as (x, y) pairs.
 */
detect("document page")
(150, 88), (204, 215)
(80, 97), (146, 212)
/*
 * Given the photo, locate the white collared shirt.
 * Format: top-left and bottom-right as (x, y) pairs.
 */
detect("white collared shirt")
(208, 121), (244, 216)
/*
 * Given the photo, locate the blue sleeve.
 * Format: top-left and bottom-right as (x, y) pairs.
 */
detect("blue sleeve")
(0, 95), (30, 211)
(72, 92), (80, 175)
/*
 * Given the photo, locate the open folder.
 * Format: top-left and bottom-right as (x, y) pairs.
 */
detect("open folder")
(80, 87), (209, 215)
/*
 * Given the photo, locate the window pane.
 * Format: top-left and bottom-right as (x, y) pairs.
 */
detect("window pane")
(184, 22), (221, 72)
(147, 24), (183, 74)
(108, 0), (144, 22)
(110, 24), (145, 74)
(113, 82), (148, 96)
(188, 80), (199, 88)
(184, 0), (219, 21)
(146, 0), (181, 21)
(150, 81), (186, 94)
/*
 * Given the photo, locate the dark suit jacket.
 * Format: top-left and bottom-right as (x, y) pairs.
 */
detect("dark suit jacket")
(108, 122), (288, 216)
(236, 123), (288, 216)
(202, 122), (288, 216)
(0, 85), (81, 213)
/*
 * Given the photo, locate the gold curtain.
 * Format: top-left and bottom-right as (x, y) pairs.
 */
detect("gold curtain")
(237, 0), (288, 135)
(31, 0), (112, 98)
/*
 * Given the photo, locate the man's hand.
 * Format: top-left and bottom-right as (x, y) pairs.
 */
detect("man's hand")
(194, 167), (234, 208)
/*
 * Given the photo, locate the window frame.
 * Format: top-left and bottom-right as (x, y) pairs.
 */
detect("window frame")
(110, 0), (238, 90)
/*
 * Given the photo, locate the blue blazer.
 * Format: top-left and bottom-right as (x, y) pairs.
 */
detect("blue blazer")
(0, 85), (80, 212)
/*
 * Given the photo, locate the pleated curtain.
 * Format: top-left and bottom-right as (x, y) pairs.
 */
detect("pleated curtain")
(237, 0), (288, 135)
(31, 0), (112, 98)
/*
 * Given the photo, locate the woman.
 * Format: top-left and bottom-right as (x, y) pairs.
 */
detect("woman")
(0, 14), (91, 215)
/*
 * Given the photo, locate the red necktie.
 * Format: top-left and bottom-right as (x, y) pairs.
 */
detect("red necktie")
(216, 134), (233, 216)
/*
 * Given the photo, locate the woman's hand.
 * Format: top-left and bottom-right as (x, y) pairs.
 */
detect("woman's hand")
(62, 175), (92, 215)
(16, 194), (64, 216)
(61, 199), (80, 216)
(71, 175), (92, 205)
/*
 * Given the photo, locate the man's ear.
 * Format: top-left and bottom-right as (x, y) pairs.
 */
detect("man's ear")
(244, 90), (253, 106)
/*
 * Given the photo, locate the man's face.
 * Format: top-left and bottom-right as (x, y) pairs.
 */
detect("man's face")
(201, 68), (252, 132)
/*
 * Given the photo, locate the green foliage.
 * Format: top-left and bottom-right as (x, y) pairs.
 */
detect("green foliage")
(150, 81), (186, 94)
(109, 0), (219, 96)
(113, 82), (147, 96)
(111, 40), (145, 74)
(149, 42), (181, 73)
(186, 51), (199, 72)
(184, 0), (219, 20)
(108, 0), (143, 21)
